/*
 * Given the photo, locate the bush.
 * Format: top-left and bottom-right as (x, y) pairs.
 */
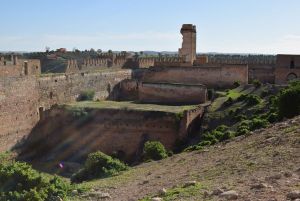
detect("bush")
(77, 90), (95, 101)
(236, 121), (250, 136)
(233, 81), (241, 88)
(237, 94), (248, 102)
(267, 112), (279, 123)
(223, 131), (235, 140)
(252, 79), (262, 88)
(277, 82), (300, 118)
(71, 151), (128, 183)
(184, 145), (204, 152)
(236, 127), (250, 136)
(215, 125), (229, 132)
(234, 114), (247, 122)
(223, 97), (234, 106)
(198, 140), (212, 146)
(246, 94), (261, 106)
(202, 132), (218, 145)
(261, 89), (269, 97)
(0, 161), (71, 201)
(249, 118), (269, 130)
(143, 141), (168, 161)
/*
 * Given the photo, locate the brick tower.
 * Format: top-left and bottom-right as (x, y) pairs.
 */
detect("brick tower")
(179, 24), (197, 65)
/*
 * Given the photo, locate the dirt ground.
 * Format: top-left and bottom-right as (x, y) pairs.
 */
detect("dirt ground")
(76, 116), (300, 201)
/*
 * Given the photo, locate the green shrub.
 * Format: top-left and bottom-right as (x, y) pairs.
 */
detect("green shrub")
(223, 97), (234, 106)
(202, 132), (218, 145)
(267, 112), (279, 123)
(211, 130), (224, 141)
(252, 79), (262, 88)
(234, 114), (247, 122)
(261, 89), (269, 97)
(77, 90), (95, 101)
(223, 131), (235, 140)
(236, 127), (250, 136)
(198, 141), (212, 146)
(246, 94), (261, 106)
(184, 145), (204, 152)
(143, 141), (168, 161)
(71, 151), (128, 183)
(277, 82), (300, 118)
(215, 125), (229, 132)
(233, 81), (241, 88)
(228, 109), (235, 116)
(236, 121), (251, 136)
(237, 94), (248, 101)
(0, 161), (71, 201)
(249, 118), (269, 130)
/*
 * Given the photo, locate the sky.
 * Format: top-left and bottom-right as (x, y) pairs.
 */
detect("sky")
(0, 0), (300, 54)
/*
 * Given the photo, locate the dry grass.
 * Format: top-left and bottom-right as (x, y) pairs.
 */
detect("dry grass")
(74, 116), (300, 201)
(66, 101), (198, 114)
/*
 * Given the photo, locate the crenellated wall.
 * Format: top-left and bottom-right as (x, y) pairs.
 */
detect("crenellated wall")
(0, 57), (41, 77)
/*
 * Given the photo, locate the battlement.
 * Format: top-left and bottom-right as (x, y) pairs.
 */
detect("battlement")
(181, 24), (197, 33)
(0, 55), (41, 77)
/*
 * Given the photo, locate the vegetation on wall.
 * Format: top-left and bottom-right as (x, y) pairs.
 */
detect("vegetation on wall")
(77, 90), (95, 101)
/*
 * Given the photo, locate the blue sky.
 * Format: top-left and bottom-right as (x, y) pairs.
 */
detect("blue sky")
(0, 0), (300, 54)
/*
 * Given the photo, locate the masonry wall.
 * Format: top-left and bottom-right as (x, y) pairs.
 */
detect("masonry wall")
(275, 55), (300, 84)
(139, 82), (207, 104)
(0, 69), (132, 151)
(142, 65), (248, 88)
(20, 106), (204, 163)
(38, 69), (132, 109)
(274, 68), (300, 84)
(0, 77), (40, 152)
(248, 64), (275, 83)
(0, 59), (41, 77)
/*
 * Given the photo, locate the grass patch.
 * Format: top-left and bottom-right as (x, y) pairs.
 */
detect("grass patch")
(66, 101), (198, 114)
(140, 183), (204, 201)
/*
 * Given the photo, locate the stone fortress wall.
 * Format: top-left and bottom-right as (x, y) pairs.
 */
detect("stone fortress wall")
(38, 70), (132, 110)
(139, 82), (207, 104)
(1, 23), (299, 156)
(0, 55), (41, 77)
(0, 58), (132, 151)
(142, 65), (248, 88)
(20, 106), (204, 162)
(0, 76), (40, 151)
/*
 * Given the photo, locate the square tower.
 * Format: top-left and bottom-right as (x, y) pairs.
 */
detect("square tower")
(179, 24), (197, 65)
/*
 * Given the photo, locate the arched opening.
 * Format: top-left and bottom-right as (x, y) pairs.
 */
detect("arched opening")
(287, 73), (297, 82)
